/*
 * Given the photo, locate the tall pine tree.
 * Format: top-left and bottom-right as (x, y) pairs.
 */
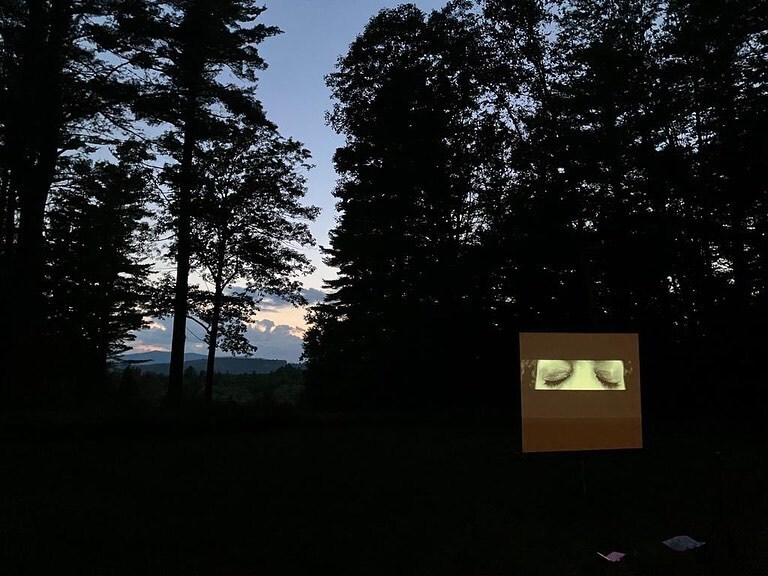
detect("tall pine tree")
(305, 3), (492, 407)
(0, 0), (138, 396)
(112, 0), (280, 403)
(46, 141), (155, 400)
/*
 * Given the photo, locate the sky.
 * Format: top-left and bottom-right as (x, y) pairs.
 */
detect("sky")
(129, 0), (447, 362)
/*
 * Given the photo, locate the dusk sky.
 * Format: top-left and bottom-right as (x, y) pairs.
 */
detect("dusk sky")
(257, 0), (446, 289)
(130, 0), (446, 360)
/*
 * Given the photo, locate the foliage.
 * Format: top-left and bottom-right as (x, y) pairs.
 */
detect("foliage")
(116, 363), (307, 408)
(0, 0), (144, 393)
(305, 3), (496, 408)
(153, 120), (317, 400)
(305, 0), (768, 415)
(45, 140), (157, 396)
(110, 0), (283, 401)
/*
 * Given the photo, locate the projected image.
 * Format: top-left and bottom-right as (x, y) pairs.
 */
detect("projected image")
(534, 359), (626, 390)
(519, 333), (642, 452)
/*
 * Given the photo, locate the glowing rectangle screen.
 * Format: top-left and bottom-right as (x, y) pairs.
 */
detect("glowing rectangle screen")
(520, 332), (642, 453)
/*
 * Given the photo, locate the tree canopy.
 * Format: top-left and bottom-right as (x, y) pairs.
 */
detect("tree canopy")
(161, 122), (318, 400)
(304, 0), (768, 415)
(0, 1), (316, 406)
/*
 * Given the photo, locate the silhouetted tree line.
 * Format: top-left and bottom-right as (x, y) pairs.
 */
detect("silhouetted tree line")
(0, 1), (316, 406)
(304, 0), (767, 417)
(117, 363), (307, 408)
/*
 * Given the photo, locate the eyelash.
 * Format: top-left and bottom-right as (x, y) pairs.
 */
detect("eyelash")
(543, 374), (571, 387)
(595, 374), (621, 389)
(541, 371), (623, 388)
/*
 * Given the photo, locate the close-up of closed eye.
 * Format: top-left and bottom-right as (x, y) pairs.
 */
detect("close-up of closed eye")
(534, 359), (626, 390)
(538, 360), (573, 387)
(594, 360), (624, 388)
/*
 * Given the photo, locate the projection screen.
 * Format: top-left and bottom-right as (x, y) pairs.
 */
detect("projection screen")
(519, 332), (642, 453)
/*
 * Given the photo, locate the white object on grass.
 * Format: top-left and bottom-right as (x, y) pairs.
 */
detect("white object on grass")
(662, 535), (705, 551)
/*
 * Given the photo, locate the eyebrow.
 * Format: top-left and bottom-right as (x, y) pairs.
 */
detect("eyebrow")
(538, 360), (573, 371)
(592, 360), (622, 367)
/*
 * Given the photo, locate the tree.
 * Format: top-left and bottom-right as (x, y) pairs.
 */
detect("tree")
(483, 0), (767, 413)
(112, 0), (281, 403)
(658, 0), (768, 407)
(181, 123), (317, 401)
(0, 0), (138, 394)
(544, 0), (668, 327)
(45, 140), (156, 398)
(305, 2), (493, 407)
(477, 0), (572, 331)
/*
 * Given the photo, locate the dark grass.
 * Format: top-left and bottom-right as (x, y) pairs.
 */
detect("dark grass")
(1, 408), (766, 575)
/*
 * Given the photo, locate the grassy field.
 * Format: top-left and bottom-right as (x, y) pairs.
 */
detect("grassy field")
(0, 410), (765, 575)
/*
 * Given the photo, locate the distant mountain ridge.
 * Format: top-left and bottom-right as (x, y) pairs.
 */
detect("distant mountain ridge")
(120, 351), (208, 365)
(119, 352), (289, 375)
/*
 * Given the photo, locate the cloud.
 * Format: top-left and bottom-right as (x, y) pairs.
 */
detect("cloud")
(126, 287), (325, 363)
(250, 318), (276, 333)
(301, 287), (326, 304)
(130, 343), (169, 352)
(243, 322), (304, 362)
(128, 317), (173, 351)
(128, 315), (306, 363)
(254, 295), (287, 312)
(225, 286), (327, 312)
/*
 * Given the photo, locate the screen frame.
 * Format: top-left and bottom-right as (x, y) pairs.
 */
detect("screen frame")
(519, 332), (643, 453)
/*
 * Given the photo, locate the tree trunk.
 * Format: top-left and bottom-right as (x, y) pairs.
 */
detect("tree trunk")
(8, 168), (56, 397)
(204, 286), (224, 402)
(167, 2), (209, 405)
(167, 88), (198, 405)
(97, 282), (114, 395)
(0, 170), (14, 397)
(3, 0), (71, 397)
(0, 169), (14, 258)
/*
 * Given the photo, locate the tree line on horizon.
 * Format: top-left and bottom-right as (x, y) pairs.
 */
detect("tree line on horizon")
(0, 0), (317, 406)
(117, 362), (306, 407)
(303, 0), (767, 417)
